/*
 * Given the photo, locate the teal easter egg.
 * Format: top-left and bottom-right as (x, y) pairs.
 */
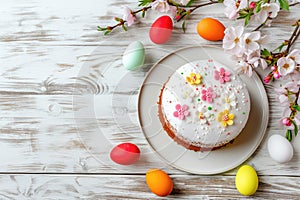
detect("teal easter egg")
(122, 41), (145, 71)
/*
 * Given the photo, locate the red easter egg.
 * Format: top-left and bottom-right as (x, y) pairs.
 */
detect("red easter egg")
(110, 143), (140, 165)
(149, 15), (173, 44)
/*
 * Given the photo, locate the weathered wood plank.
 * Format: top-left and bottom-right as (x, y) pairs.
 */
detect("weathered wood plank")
(0, 174), (299, 199)
(0, 115), (299, 175)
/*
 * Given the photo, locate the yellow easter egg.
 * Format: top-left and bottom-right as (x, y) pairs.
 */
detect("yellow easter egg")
(235, 165), (258, 196)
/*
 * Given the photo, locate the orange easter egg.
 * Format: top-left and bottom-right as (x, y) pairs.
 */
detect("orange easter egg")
(196, 18), (225, 41)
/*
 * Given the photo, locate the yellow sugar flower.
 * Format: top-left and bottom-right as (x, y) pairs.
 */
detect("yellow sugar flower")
(186, 73), (202, 85)
(217, 109), (235, 127)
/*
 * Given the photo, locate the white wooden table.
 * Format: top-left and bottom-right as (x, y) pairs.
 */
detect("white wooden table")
(1, 0), (300, 199)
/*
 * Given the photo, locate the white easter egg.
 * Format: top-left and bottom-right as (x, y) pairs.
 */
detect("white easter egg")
(122, 41), (145, 71)
(267, 134), (293, 163)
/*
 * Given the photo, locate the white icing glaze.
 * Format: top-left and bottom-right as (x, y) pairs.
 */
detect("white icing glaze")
(160, 60), (251, 149)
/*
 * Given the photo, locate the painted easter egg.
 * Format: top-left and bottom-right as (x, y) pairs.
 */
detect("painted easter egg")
(235, 165), (258, 196)
(146, 169), (173, 197)
(122, 41), (145, 71)
(149, 15), (173, 44)
(196, 18), (225, 41)
(110, 143), (140, 165)
(268, 134), (293, 163)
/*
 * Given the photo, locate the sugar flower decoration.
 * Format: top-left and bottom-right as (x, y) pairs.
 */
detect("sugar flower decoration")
(217, 109), (235, 127)
(186, 73), (202, 85)
(214, 67), (231, 84)
(173, 104), (190, 120)
(123, 6), (136, 26)
(223, 92), (237, 109)
(201, 87), (216, 103)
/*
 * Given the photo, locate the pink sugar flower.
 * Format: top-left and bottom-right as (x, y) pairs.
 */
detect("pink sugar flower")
(214, 68), (231, 84)
(201, 87), (216, 103)
(173, 104), (190, 120)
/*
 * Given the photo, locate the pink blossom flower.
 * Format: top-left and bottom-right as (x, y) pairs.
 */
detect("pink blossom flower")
(223, 26), (244, 56)
(214, 67), (231, 84)
(246, 50), (268, 69)
(223, 0), (247, 20)
(173, 104), (190, 120)
(277, 57), (296, 76)
(241, 31), (261, 51)
(275, 82), (299, 106)
(236, 60), (253, 77)
(201, 87), (216, 103)
(253, 3), (280, 24)
(151, 0), (177, 16)
(282, 108), (300, 127)
(123, 6), (136, 26)
(288, 49), (300, 64)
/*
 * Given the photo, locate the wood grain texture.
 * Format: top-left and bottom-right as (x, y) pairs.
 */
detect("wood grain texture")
(0, 174), (299, 199)
(0, 0), (300, 198)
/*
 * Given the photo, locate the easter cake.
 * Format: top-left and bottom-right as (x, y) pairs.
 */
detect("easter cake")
(158, 59), (250, 151)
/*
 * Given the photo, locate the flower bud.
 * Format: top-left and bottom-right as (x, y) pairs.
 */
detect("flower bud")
(263, 75), (271, 83)
(271, 65), (277, 71)
(282, 118), (292, 126)
(249, 2), (256, 9)
(273, 71), (281, 79)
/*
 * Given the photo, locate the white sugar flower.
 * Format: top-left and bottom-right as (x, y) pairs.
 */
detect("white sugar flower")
(253, 3), (280, 24)
(241, 31), (261, 51)
(223, 0), (247, 20)
(123, 6), (136, 26)
(223, 92), (237, 109)
(223, 26), (245, 56)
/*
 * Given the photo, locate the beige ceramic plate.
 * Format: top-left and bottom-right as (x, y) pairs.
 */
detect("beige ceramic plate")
(138, 46), (269, 174)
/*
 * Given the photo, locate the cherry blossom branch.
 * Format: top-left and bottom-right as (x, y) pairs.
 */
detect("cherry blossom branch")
(175, 1), (219, 22)
(285, 19), (300, 53)
(286, 87), (300, 141)
(97, 6), (152, 34)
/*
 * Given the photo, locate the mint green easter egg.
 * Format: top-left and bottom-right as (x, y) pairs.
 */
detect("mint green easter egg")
(122, 41), (145, 71)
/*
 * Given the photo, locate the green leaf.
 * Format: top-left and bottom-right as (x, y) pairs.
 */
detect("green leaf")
(138, 0), (152, 6)
(218, 0), (224, 3)
(142, 10), (146, 18)
(293, 105), (300, 112)
(244, 14), (251, 26)
(255, 1), (263, 13)
(122, 25), (128, 31)
(97, 26), (107, 31)
(182, 20), (186, 33)
(261, 48), (271, 56)
(291, 120), (299, 137)
(286, 129), (292, 141)
(186, 0), (196, 6)
(278, 0), (289, 11)
(104, 30), (111, 35)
